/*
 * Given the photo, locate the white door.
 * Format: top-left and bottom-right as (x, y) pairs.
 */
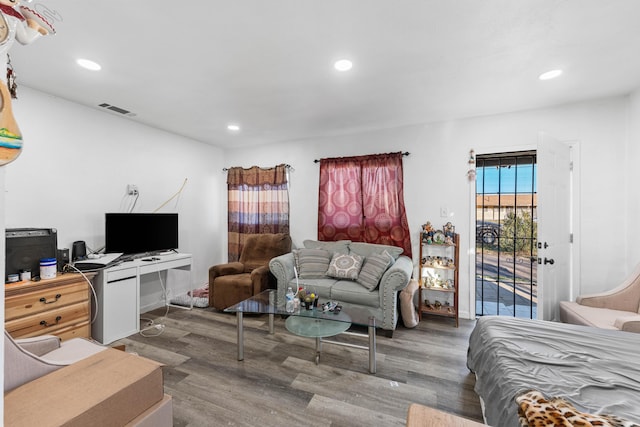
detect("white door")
(537, 132), (571, 321)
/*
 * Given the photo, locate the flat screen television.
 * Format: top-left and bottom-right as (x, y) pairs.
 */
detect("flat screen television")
(105, 213), (178, 255)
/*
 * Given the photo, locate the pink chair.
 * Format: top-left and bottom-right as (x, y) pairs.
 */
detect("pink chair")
(4, 330), (107, 392)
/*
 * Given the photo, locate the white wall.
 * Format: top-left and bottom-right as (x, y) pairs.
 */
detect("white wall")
(224, 95), (633, 318)
(2, 87), (636, 317)
(4, 87), (226, 307)
(628, 89), (640, 268)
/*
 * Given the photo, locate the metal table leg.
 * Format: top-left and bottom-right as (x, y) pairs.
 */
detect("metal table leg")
(315, 337), (322, 364)
(269, 290), (275, 334)
(368, 316), (376, 374)
(237, 310), (244, 361)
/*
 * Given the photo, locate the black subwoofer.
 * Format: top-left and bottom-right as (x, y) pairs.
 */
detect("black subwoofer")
(5, 228), (58, 280)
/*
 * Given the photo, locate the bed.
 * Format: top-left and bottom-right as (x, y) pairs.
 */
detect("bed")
(467, 316), (640, 427)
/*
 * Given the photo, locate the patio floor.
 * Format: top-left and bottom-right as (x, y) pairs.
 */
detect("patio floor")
(475, 277), (537, 318)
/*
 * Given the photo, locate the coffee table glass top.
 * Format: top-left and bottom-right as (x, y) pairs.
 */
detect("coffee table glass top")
(224, 289), (376, 328)
(285, 316), (351, 338)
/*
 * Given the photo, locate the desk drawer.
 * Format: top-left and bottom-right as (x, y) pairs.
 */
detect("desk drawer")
(139, 257), (191, 275)
(6, 301), (90, 339)
(106, 267), (137, 283)
(5, 282), (89, 321)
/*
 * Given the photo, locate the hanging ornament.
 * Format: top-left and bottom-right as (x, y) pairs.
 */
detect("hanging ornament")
(7, 53), (17, 99)
(467, 149), (476, 181)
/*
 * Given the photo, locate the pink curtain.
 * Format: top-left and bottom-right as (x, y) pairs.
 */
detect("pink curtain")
(227, 164), (290, 261)
(318, 158), (363, 241)
(318, 152), (412, 258)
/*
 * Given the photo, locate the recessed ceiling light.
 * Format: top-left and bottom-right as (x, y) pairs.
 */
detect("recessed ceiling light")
(76, 58), (101, 71)
(334, 59), (353, 72)
(227, 124), (240, 131)
(539, 69), (563, 80)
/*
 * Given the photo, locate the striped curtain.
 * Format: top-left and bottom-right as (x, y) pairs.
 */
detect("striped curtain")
(227, 164), (290, 261)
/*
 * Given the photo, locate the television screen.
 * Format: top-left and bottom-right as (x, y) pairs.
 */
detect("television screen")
(105, 213), (178, 255)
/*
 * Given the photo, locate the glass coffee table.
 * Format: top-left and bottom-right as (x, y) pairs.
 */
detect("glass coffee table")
(224, 289), (377, 373)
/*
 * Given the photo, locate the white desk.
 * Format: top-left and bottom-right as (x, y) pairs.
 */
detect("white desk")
(91, 253), (192, 344)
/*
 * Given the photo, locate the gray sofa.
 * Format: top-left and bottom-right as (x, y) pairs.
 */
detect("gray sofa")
(269, 240), (413, 334)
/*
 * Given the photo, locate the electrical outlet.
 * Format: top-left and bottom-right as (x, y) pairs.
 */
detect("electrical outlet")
(127, 184), (138, 195)
(440, 206), (449, 217)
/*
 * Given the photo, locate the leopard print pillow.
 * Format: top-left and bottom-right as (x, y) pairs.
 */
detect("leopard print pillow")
(516, 390), (637, 427)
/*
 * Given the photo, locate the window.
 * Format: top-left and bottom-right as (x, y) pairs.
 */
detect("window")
(227, 164), (290, 261)
(317, 152), (412, 257)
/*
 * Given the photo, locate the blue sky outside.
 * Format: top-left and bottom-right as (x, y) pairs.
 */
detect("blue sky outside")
(476, 164), (537, 194)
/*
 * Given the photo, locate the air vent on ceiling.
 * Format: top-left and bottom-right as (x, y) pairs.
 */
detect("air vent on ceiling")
(98, 103), (137, 117)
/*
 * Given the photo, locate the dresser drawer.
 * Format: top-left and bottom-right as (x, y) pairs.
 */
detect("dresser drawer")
(5, 301), (91, 339)
(5, 282), (89, 321)
(53, 322), (91, 342)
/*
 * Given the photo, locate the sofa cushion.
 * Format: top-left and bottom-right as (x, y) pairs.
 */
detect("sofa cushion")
(239, 233), (292, 272)
(356, 250), (394, 291)
(303, 239), (351, 255)
(349, 242), (403, 260)
(288, 278), (335, 299)
(294, 248), (332, 279)
(330, 280), (380, 308)
(326, 253), (364, 280)
(559, 301), (624, 330)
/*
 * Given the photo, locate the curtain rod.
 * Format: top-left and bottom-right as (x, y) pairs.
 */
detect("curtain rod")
(223, 164), (292, 172)
(313, 151), (410, 163)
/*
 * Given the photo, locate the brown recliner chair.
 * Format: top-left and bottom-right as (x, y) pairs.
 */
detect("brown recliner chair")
(209, 233), (292, 310)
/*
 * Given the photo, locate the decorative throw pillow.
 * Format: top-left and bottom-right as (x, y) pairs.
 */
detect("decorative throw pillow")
(356, 250), (394, 291)
(326, 253), (364, 280)
(294, 248), (332, 279)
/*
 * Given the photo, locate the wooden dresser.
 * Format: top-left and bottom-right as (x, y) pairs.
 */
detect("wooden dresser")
(5, 273), (94, 341)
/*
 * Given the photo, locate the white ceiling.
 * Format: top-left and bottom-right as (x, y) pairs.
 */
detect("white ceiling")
(9, 0), (640, 149)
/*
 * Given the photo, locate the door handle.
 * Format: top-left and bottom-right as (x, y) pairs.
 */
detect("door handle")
(544, 257), (555, 265)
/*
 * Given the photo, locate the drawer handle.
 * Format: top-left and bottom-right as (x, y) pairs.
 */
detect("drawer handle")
(39, 294), (62, 304)
(40, 316), (62, 327)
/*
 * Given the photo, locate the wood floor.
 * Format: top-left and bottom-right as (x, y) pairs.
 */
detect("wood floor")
(114, 306), (484, 427)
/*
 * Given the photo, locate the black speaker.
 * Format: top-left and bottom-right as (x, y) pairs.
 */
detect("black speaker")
(72, 241), (86, 262)
(57, 248), (70, 271)
(5, 228), (58, 280)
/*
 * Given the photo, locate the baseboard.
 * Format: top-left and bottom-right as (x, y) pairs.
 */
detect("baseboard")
(140, 300), (166, 314)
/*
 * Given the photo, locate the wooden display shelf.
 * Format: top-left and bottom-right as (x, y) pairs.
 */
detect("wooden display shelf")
(420, 305), (456, 316)
(420, 264), (455, 270)
(421, 286), (455, 293)
(418, 232), (459, 327)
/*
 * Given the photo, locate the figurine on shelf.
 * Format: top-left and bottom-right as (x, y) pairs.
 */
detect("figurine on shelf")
(422, 222), (435, 243)
(444, 222), (455, 238)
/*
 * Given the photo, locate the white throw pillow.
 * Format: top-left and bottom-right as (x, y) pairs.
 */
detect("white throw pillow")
(326, 253), (364, 280)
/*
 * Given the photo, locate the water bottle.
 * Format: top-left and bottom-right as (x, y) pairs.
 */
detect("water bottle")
(285, 286), (295, 313)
